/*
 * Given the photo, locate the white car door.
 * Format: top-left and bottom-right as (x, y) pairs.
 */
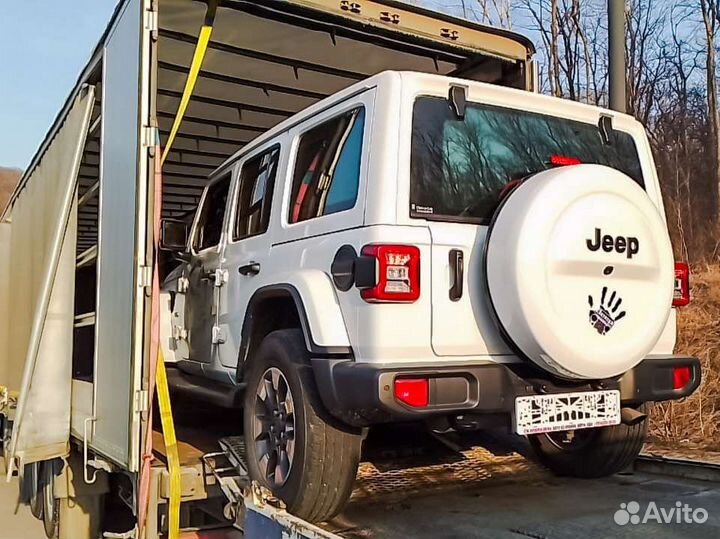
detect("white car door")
(213, 142), (285, 376)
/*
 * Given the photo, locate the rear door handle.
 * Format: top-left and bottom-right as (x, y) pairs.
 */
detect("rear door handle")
(238, 262), (261, 276)
(449, 249), (464, 301)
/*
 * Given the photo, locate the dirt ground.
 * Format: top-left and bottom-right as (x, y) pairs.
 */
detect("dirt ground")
(0, 475), (45, 539)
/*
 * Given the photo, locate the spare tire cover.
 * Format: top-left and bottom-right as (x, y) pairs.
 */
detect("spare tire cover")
(485, 164), (674, 380)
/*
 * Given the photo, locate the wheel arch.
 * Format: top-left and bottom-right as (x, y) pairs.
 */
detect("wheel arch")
(236, 282), (352, 382)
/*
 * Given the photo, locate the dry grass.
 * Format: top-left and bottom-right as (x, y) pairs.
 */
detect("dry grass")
(648, 264), (720, 446)
(0, 167), (21, 213)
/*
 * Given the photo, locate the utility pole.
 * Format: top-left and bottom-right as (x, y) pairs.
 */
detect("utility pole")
(608, 0), (626, 112)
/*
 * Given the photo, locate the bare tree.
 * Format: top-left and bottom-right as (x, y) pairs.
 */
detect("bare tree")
(474, 0), (513, 27)
(625, 0), (670, 124)
(701, 0), (720, 223)
(440, 0), (719, 260)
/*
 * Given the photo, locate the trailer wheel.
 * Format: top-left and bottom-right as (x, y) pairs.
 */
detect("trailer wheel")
(19, 462), (44, 520)
(244, 329), (361, 523)
(28, 462), (44, 520)
(40, 460), (60, 539)
(528, 407), (647, 478)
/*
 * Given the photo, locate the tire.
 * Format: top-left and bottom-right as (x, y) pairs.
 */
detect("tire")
(244, 329), (361, 523)
(19, 462), (43, 520)
(29, 462), (44, 520)
(39, 460), (59, 539)
(529, 407), (647, 478)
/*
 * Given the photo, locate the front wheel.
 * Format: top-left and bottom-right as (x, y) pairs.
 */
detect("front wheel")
(244, 329), (361, 523)
(529, 407), (647, 478)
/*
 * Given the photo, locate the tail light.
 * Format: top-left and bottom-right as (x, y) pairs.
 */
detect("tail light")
(673, 366), (692, 390)
(360, 244), (420, 303)
(673, 263), (690, 307)
(549, 155), (582, 167)
(394, 378), (429, 407)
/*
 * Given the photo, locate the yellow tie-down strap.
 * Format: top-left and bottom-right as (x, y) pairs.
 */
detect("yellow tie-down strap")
(156, 350), (181, 539)
(160, 0), (219, 166)
(154, 3), (218, 538)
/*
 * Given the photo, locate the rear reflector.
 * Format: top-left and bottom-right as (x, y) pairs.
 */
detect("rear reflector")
(394, 378), (429, 407)
(673, 366), (692, 390)
(549, 155), (582, 167)
(673, 263), (690, 307)
(360, 244), (420, 303)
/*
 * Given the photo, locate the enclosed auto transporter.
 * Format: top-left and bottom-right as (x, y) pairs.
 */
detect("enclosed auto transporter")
(0, 1), (535, 537)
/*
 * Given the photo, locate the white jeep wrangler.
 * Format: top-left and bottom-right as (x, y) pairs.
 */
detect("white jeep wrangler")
(161, 71), (700, 522)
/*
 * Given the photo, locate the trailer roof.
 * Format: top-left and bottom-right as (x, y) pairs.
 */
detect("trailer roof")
(155, 0), (535, 217)
(6, 0), (536, 222)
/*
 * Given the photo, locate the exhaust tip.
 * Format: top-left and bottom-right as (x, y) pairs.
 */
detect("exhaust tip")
(621, 407), (647, 426)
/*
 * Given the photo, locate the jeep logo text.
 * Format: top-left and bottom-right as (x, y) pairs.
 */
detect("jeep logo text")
(586, 228), (639, 259)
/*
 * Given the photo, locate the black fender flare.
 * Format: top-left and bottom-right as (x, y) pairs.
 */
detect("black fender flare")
(235, 284), (353, 382)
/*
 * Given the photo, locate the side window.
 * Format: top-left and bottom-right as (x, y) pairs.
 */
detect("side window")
(289, 107), (365, 224)
(193, 174), (231, 251)
(234, 146), (280, 241)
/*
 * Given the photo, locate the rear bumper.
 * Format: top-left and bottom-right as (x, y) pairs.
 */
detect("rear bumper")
(311, 355), (701, 427)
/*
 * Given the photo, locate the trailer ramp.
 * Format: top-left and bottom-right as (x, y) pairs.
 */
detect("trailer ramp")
(200, 435), (343, 539)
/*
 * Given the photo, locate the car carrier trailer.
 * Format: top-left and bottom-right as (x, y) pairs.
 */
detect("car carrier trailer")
(0, 1), (536, 537)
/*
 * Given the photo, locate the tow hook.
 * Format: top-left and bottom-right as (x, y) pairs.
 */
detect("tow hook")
(621, 407), (647, 425)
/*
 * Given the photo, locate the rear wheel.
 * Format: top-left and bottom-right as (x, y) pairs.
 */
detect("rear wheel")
(529, 408), (647, 478)
(244, 329), (361, 523)
(39, 460), (60, 539)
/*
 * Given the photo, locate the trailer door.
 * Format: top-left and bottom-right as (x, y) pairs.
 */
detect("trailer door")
(92, 0), (155, 471)
(2, 87), (95, 469)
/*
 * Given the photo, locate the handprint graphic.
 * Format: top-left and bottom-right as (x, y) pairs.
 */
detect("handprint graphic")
(588, 286), (626, 335)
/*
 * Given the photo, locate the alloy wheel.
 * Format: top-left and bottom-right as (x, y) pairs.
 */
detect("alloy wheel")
(252, 367), (296, 487)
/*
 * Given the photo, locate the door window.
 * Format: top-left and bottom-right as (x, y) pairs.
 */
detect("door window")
(234, 146), (280, 240)
(193, 174), (231, 251)
(289, 108), (365, 224)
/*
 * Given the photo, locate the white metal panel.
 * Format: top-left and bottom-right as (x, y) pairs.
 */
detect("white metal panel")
(94, 0), (147, 469)
(70, 380), (94, 439)
(0, 222), (11, 392)
(3, 88), (94, 468)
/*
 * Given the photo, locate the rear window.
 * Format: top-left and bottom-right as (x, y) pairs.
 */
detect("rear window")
(289, 108), (365, 224)
(410, 97), (645, 224)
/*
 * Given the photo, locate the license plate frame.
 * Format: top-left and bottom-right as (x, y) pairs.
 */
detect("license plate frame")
(514, 390), (621, 435)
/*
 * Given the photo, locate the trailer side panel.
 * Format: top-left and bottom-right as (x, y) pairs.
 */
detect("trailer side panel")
(93, 0), (147, 469)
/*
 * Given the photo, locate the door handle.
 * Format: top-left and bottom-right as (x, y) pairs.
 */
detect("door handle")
(449, 249), (464, 301)
(238, 262), (261, 276)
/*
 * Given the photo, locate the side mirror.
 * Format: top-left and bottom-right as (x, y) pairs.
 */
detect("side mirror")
(160, 219), (189, 252)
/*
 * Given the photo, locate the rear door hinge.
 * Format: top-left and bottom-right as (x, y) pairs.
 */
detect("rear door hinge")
(214, 268), (228, 287)
(177, 276), (190, 294)
(134, 389), (149, 415)
(212, 325), (226, 344)
(138, 265), (153, 289)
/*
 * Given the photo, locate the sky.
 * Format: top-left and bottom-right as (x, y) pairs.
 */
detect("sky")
(0, 0), (508, 171)
(0, 0), (120, 170)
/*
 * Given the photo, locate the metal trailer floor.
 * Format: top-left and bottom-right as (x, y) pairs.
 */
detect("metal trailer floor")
(319, 430), (720, 539)
(328, 468), (720, 539)
(157, 417), (720, 539)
